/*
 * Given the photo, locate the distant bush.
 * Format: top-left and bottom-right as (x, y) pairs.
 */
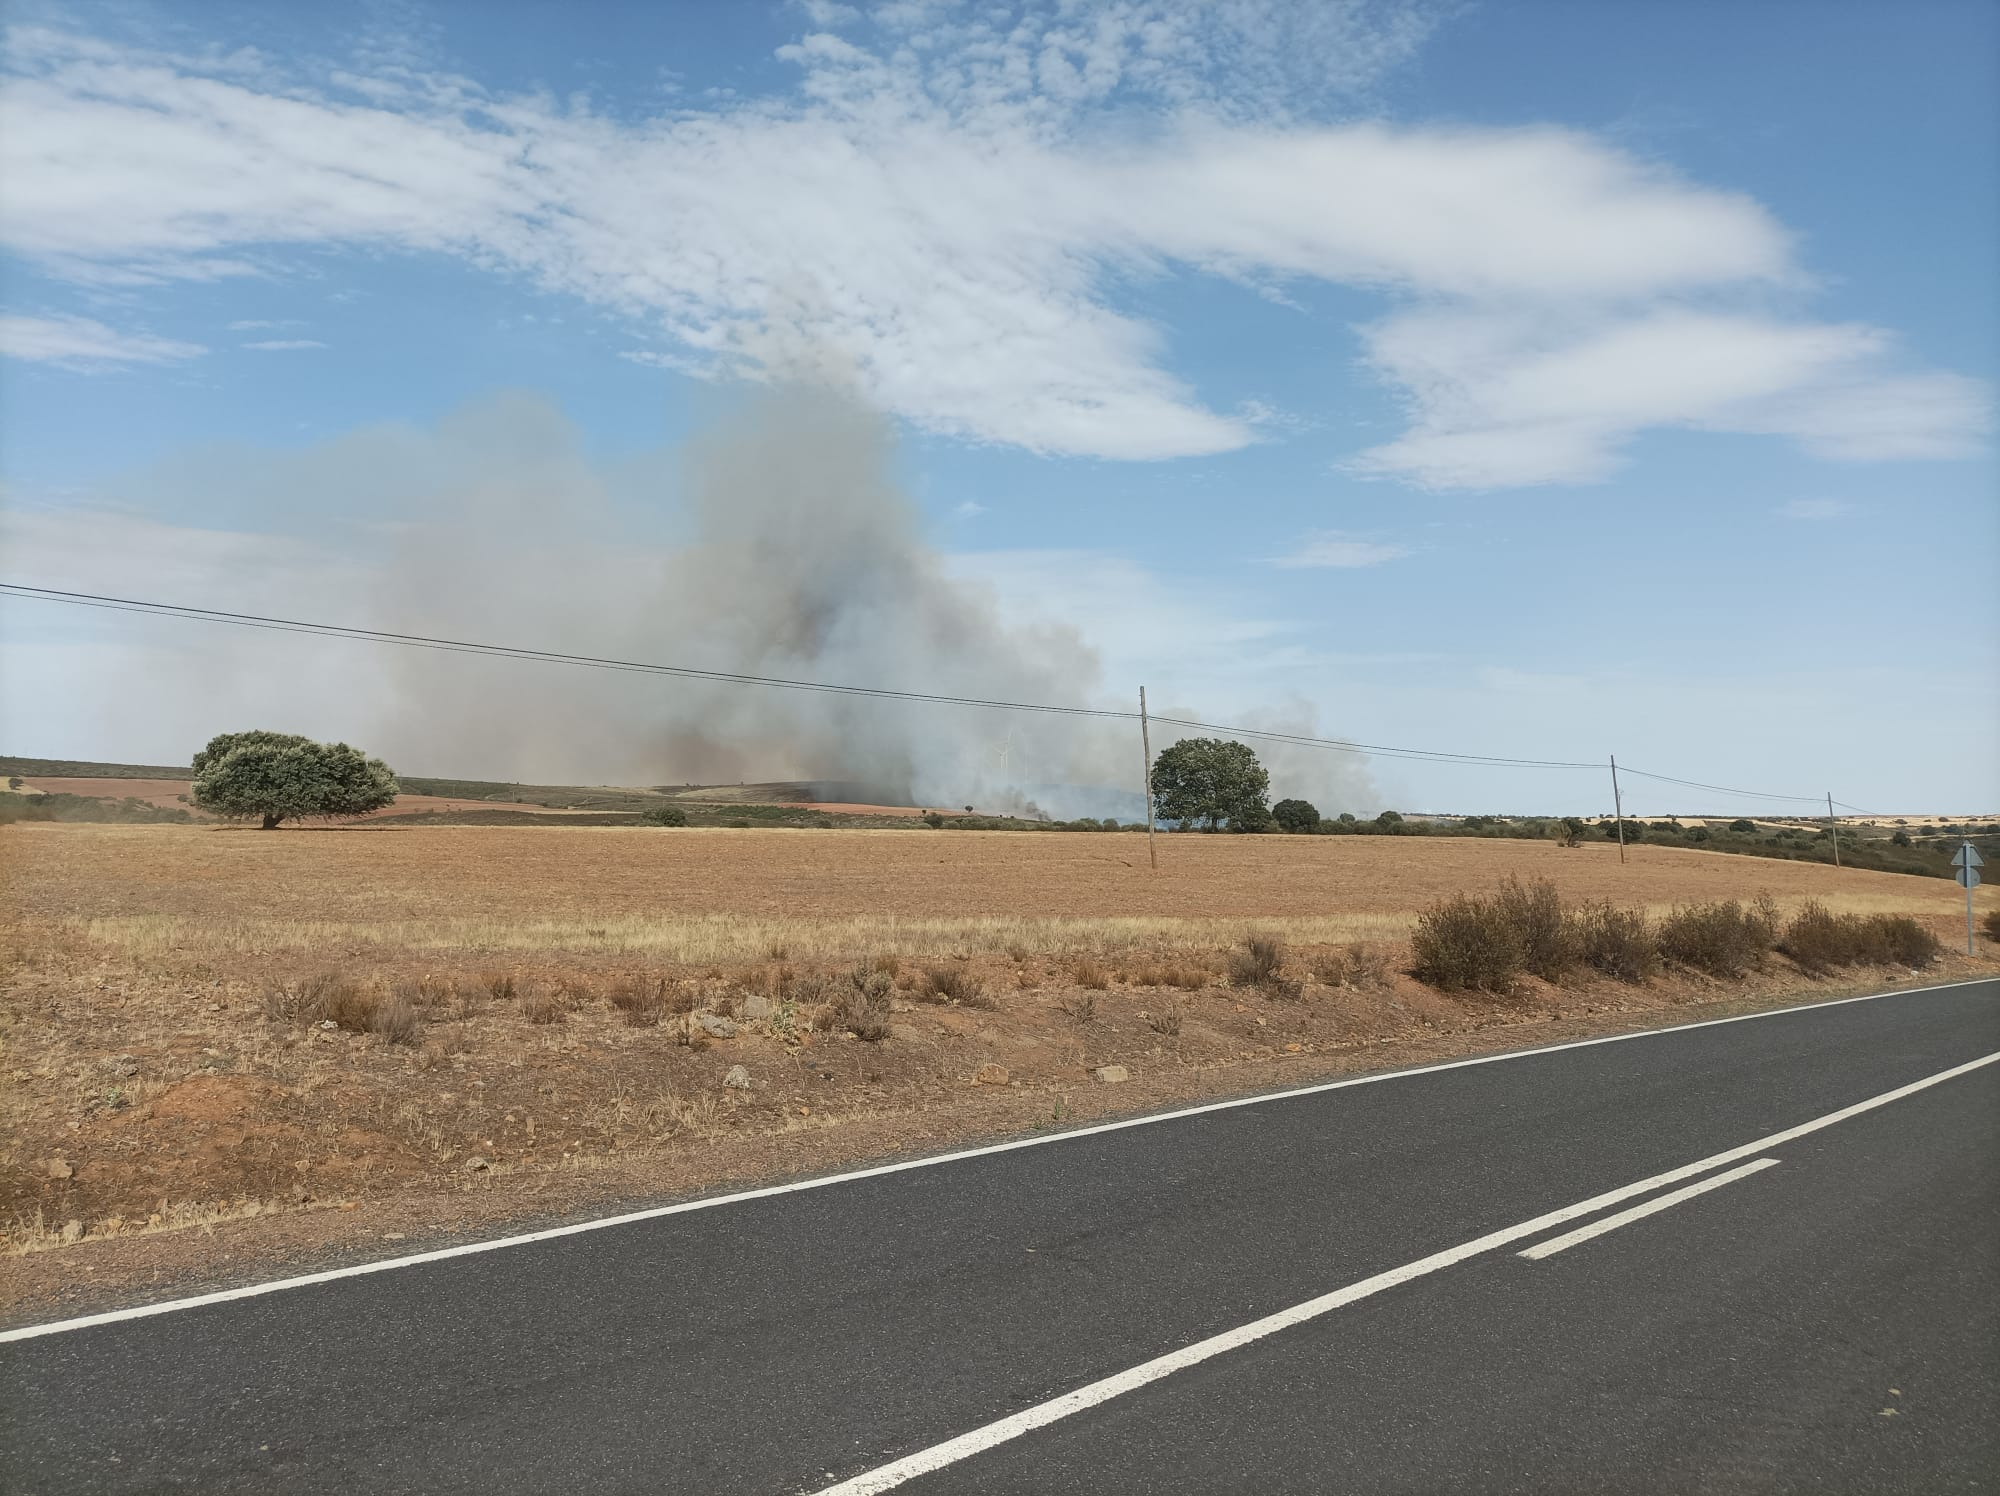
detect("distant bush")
(0, 791), (193, 825)
(638, 805), (688, 827)
(1985, 908), (2000, 943)
(1271, 798), (1320, 834)
(1890, 830), (1912, 847)
(1411, 893), (1525, 993)
(1729, 819), (1757, 833)
(1602, 818), (1645, 843)
(1657, 898), (1778, 978)
(1557, 816), (1586, 848)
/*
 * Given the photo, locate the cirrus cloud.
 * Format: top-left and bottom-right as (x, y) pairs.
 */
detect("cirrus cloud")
(0, 311), (204, 369)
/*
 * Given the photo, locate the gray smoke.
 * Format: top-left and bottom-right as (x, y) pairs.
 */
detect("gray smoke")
(371, 383), (1136, 808)
(20, 379), (1380, 817)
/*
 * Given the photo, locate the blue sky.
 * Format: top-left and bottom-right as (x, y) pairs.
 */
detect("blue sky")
(1, 0), (1994, 815)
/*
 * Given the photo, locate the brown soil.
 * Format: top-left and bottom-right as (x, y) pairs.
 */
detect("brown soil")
(4, 822), (1993, 1323)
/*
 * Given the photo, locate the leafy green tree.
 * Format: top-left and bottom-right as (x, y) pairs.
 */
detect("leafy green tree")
(1149, 738), (1270, 831)
(639, 805), (688, 827)
(191, 730), (397, 829)
(1271, 797), (1320, 834)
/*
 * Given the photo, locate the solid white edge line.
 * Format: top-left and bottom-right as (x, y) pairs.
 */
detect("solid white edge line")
(1, 975), (1991, 1345)
(1517, 1157), (1782, 1260)
(810, 1049), (2000, 1495)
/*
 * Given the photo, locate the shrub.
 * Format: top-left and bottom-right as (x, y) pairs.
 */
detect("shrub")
(1729, 819), (1756, 833)
(639, 806), (688, 827)
(1780, 903), (1940, 973)
(1071, 958), (1111, 990)
(1060, 991), (1098, 1024)
(1601, 819), (1644, 843)
(1571, 902), (1657, 983)
(1147, 1005), (1184, 1037)
(523, 989), (567, 1025)
(1872, 915), (1942, 968)
(1410, 894), (1524, 993)
(1492, 878), (1576, 982)
(1311, 944), (1387, 988)
(1657, 898), (1778, 978)
(1272, 798), (1320, 834)
(1557, 817), (1586, 849)
(922, 966), (982, 1004)
(368, 993), (422, 1045)
(846, 1010), (891, 1042)
(608, 976), (667, 1025)
(483, 971), (517, 1002)
(1890, 830), (1911, 847)
(267, 974), (386, 1032)
(1133, 961), (1208, 990)
(1228, 934), (1286, 988)
(1984, 908), (2000, 943)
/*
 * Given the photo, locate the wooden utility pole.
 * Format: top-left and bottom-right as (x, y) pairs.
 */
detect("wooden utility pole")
(1827, 792), (1841, 868)
(1609, 755), (1627, 864)
(1139, 686), (1158, 871)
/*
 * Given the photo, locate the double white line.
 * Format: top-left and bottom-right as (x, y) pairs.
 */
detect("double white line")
(813, 1048), (2000, 1495)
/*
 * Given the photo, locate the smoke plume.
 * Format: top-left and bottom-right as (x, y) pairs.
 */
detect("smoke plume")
(9, 380), (1381, 817)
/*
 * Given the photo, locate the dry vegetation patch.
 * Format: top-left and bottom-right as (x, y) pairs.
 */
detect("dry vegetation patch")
(2, 822), (1990, 1287)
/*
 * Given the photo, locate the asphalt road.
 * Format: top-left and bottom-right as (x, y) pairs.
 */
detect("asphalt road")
(5, 979), (1996, 1494)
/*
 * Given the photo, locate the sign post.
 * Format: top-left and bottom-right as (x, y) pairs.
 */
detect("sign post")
(1953, 842), (1983, 955)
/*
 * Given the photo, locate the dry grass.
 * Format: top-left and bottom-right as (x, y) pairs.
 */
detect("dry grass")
(6, 822), (1990, 1266)
(9, 824), (1961, 970)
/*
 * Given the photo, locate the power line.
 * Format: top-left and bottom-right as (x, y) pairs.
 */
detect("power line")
(0, 580), (1861, 795)
(0, 583), (1126, 721)
(1146, 715), (1597, 770)
(1614, 764), (1828, 805)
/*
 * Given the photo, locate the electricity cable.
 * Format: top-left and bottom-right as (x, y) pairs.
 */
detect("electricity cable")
(0, 581), (1873, 795)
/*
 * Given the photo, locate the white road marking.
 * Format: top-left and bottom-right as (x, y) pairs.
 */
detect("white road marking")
(811, 1048), (2000, 1495)
(1518, 1157), (1781, 1260)
(0, 976), (1989, 1346)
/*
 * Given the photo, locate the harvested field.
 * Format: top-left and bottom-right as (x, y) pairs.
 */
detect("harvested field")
(3, 822), (1993, 1313)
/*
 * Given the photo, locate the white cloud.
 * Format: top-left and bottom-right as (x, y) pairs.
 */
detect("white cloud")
(241, 338), (327, 350)
(1349, 309), (1990, 488)
(228, 318), (303, 330)
(0, 312), (204, 368)
(1269, 531), (1409, 568)
(1777, 498), (1854, 521)
(952, 499), (987, 518)
(0, 9), (1984, 478)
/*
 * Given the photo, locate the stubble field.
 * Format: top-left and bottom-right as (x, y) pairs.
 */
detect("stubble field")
(3, 822), (1992, 1314)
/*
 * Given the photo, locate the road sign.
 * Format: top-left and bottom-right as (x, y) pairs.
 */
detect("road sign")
(1957, 841), (1983, 954)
